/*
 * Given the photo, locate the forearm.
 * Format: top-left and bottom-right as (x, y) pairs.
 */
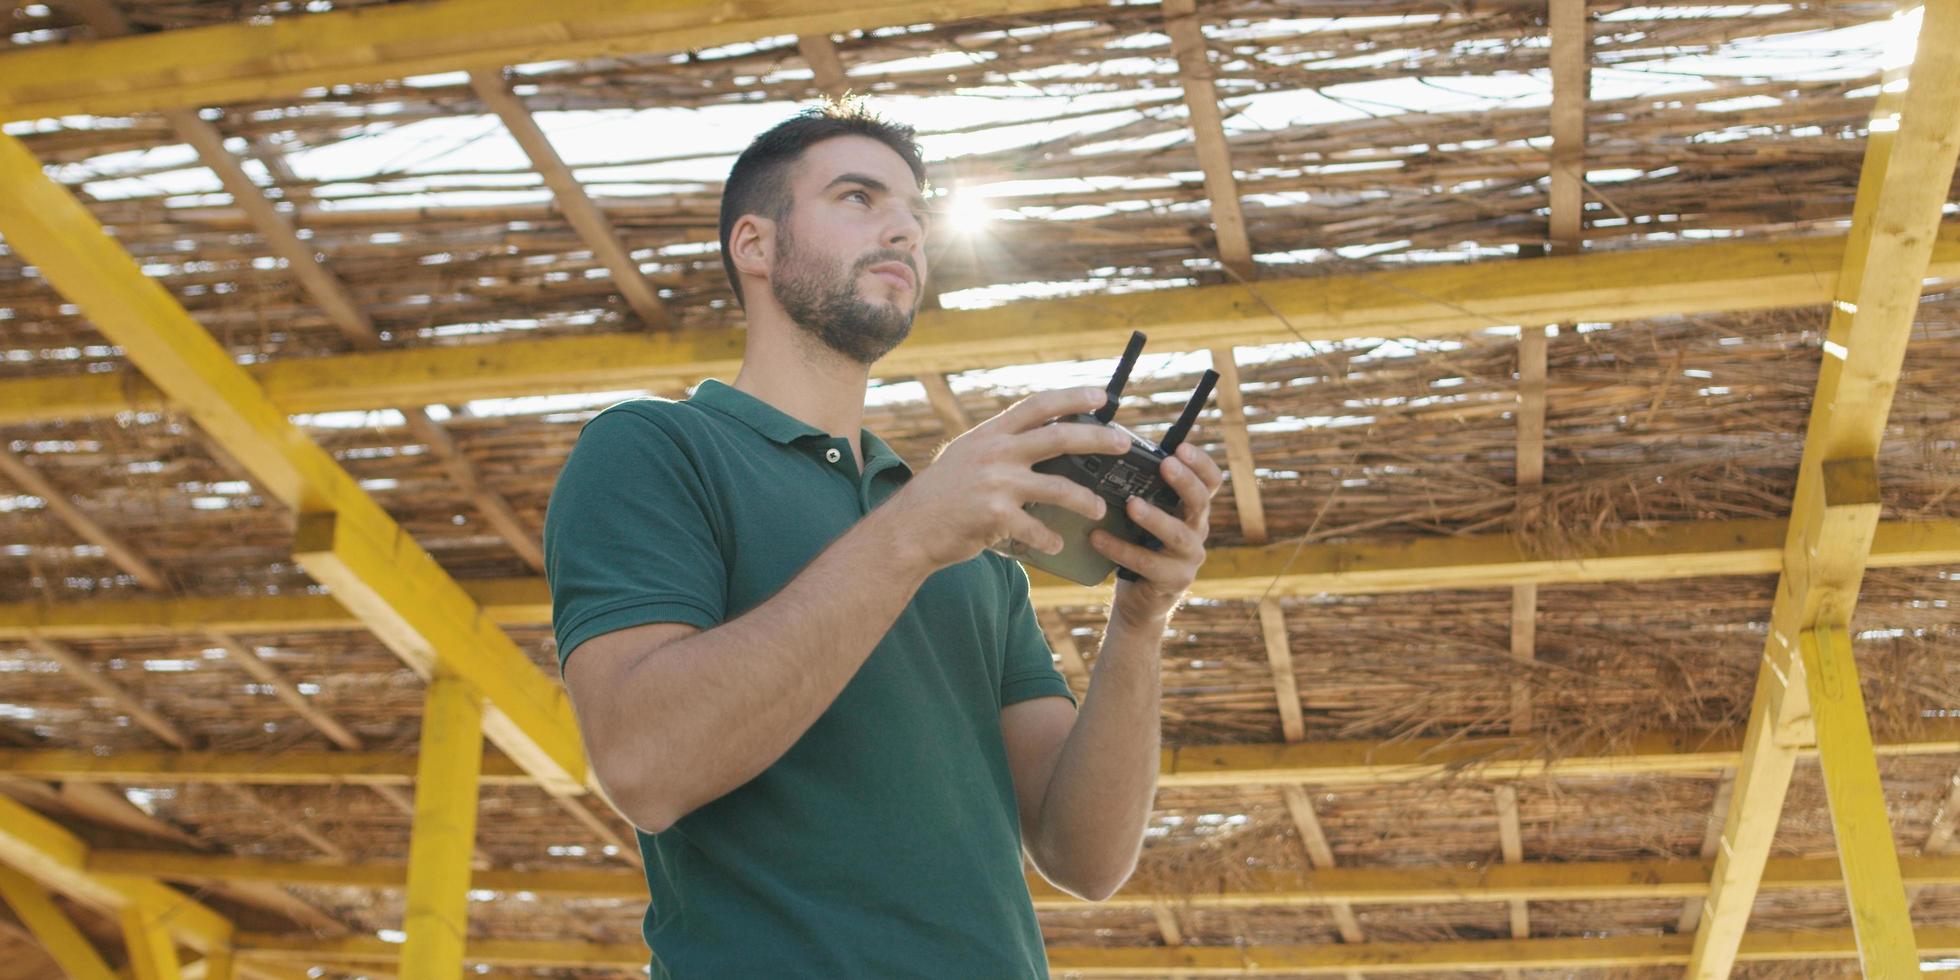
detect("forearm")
(593, 507), (931, 830)
(1027, 611), (1164, 900)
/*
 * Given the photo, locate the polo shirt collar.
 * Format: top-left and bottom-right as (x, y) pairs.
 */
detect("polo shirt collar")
(691, 379), (910, 473)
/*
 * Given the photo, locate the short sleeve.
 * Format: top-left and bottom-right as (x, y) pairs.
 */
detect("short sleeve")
(996, 557), (1078, 708)
(544, 405), (727, 668)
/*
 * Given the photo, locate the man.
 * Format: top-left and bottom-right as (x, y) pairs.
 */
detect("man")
(544, 101), (1222, 978)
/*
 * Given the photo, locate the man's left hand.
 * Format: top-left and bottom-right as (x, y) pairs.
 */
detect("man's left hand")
(1089, 442), (1224, 630)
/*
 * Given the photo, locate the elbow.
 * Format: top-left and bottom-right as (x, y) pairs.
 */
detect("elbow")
(1033, 840), (1137, 903)
(1068, 865), (1136, 903)
(588, 756), (683, 835)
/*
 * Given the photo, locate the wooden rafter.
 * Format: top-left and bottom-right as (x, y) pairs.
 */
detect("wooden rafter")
(0, 0), (1095, 121)
(0, 794), (232, 959)
(0, 132), (588, 797)
(28, 718), (1960, 791)
(83, 847), (1960, 908)
(798, 33), (849, 100)
(1280, 786), (1368, 960)
(1687, 10), (1960, 976)
(1036, 611), (1091, 697)
(1162, 0), (1252, 280)
(1209, 348), (1267, 544)
(10, 225), (1959, 428)
(230, 927), (1960, 973)
(0, 864), (116, 980)
(59, 0), (552, 585)
(0, 450), (166, 589)
(468, 69), (674, 331)
(399, 675), (483, 978)
(1500, 1), (1587, 954)
(11, 517), (1957, 639)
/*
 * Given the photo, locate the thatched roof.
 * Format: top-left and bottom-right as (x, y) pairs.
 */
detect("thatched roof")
(0, 0), (1956, 975)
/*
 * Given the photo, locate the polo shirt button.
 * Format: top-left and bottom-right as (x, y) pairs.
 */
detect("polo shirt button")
(825, 448), (842, 463)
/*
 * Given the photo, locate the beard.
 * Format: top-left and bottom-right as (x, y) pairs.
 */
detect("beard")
(770, 224), (919, 367)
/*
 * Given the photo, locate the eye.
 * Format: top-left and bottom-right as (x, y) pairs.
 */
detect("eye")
(844, 189), (871, 205)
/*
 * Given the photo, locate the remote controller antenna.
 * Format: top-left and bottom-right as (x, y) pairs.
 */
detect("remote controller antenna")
(1158, 369), (1219, 457)
(1095, 331), (1147, 424)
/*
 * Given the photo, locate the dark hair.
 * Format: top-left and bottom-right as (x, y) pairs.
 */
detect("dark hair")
(718, 100), (928, 307)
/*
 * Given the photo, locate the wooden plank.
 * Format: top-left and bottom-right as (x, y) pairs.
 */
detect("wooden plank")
(15, 719), (1960, 792)
(797, 33), (849, 99)
(10, 227), (1960, 427)
(1280, 786), (1365, 945)
(1162, 0), (1253, 279)
(1036, 611), (1091, 696)
(92, 847), (1960, 907)
(1208, 348), (1267, 544)
(1678, 770), (1736, 932)
(120, 898), (185, 980)
(63, 0), (383, 352)
(206, 632), (363, 752)
(399, 675), (484, 979)
(1803, 625), (1917, 975)
(0, 130), (587, 796)
(27, 636), (189, 749)
(0, 0), (1095, 121)
(8, 518), (1960, 639)
(0, 794), (231, 954)
(401, 408), (547, 574)
(0, 864), (116, 980)
(468, 69), (673, 330)
(1688, 12), (1960, 975)
(233, 928), (1960, 973)
(0, 450), (166, 588)
(1494, 785), (1529, 942)
(1257, 600), (1304, 742)
(917, 373), (972, 436)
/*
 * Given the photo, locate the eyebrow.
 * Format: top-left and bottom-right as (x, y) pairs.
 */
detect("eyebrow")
(823, 172), (931, 224)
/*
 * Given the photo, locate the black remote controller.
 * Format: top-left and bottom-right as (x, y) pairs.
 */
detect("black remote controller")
(996, 331), (1219, 586)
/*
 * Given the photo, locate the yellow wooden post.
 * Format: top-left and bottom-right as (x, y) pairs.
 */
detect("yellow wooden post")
(399, 674), (485, 979)
(0, 864), (116, 980)
(1803, 625), (1919, 976)
(122, 898), (186, 980)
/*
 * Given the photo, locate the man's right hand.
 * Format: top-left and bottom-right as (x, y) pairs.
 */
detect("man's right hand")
(877, 386), (1134, 573)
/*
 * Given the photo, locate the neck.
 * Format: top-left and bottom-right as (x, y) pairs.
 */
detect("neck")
(730, 303), (873, 451)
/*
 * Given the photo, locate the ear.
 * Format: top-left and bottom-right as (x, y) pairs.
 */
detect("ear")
(728, 213), (776, 285)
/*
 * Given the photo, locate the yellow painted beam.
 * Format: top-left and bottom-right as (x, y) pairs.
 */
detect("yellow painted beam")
(1804, 625), (1918, 975)
(96, 845), (1960, 913)
(1689, 8), (1960, 978)
(6, 518), (1959, 641)
(231, 929), (1960, 973)
(0, 0), (1093, 122)
(399, 675), (484, 979)
(18, 717), (1960, 791)
(0, 864), (117, 980)
(92, 849), (1946, 906)
(0, 132), (586, 797)
(121, 898), (186, 980)
(0, 796), (230, 956)
(3, 226), (1959, 429)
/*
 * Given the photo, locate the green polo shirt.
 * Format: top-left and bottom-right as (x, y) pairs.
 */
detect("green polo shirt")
(543, 379), (1074, 979)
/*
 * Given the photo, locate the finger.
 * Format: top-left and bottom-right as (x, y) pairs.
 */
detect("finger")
(1019, 473), (1109, 524)
(1010, 421), (1132, 463)
(993, 387), (1106, 434)
(1123, 494), (1202, 556)
(1090, 527), (1182, 583)
(1176, 443), (1225, 495)
(1158, 456), (1213, 530)
(1007, 511), (1066, 556)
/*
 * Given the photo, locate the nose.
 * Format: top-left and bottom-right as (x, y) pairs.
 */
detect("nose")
(885, 204), (923, 252)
